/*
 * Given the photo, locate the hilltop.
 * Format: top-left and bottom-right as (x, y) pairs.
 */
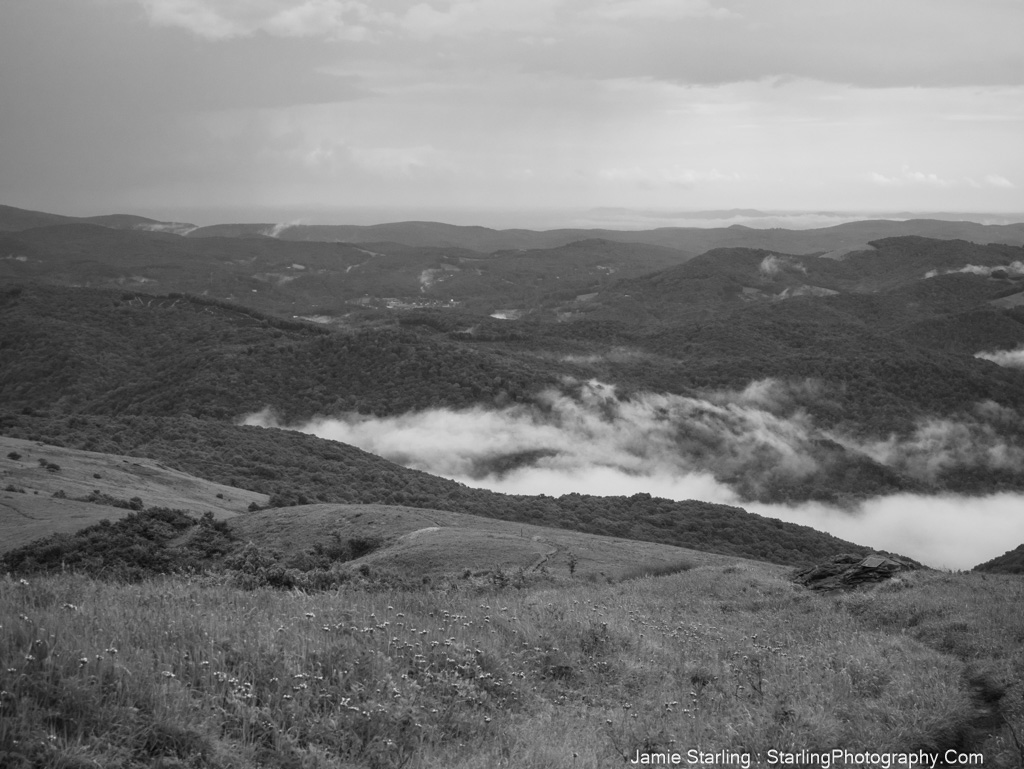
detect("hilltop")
(0, 203), (195, 235)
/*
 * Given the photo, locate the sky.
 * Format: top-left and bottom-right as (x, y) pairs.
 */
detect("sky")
(1, 0), (1023, 226)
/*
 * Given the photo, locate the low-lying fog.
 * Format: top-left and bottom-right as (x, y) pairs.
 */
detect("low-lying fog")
(245, 379), (1024, 570)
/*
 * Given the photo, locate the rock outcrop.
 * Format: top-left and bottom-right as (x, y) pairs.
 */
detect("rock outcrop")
(792, 553), (915, 591)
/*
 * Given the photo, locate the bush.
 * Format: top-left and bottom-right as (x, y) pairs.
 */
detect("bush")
(617, 560), (695, 582)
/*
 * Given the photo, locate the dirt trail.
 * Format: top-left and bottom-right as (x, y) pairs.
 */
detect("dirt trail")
(528, 537), (562, 572)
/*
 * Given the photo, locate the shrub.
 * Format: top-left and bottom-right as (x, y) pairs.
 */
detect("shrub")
(617, 560), (695, 582)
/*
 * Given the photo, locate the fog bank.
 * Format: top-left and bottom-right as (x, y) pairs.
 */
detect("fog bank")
(244, 379), (1024, 570)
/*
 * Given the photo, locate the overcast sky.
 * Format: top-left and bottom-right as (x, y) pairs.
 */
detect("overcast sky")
(1, 0), (1022, 225)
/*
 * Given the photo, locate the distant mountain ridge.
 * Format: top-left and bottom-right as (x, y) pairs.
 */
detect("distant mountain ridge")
(3, 203), (1023, 253)
(0, 204), (196, 235)
(186, 217), (1024, 253)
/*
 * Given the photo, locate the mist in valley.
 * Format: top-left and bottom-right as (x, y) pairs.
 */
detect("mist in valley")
(245, 379), (1024, 570)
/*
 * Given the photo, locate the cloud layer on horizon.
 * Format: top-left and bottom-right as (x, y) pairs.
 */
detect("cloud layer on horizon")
(0, 0), (1022, 217)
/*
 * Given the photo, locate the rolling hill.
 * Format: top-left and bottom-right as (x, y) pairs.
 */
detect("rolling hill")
(1, 432), (776, 580)
(0, 412), (870, 566)
(0, 435), (266, 551)
(0, 223), (692, 318)
(0, 203), (195, 235)
(4, 205), (1024, 569)
(5, 228), (1024, 504)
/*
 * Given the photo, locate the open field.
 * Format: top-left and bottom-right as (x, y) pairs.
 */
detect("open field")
(2, 566), (1022, 768)
(0, 437), (267, 552)
(230, 503), (756, 582)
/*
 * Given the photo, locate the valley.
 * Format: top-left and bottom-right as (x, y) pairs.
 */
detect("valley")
(2, 203), (1024, 766)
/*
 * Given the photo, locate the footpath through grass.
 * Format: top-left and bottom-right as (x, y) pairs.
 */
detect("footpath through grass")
(1, 566), (1021, 768)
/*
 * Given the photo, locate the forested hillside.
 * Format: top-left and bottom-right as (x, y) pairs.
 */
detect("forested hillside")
(0, 412), (863, 566)
(0, 284), (549, 421)
(5, 261), (1024, 504)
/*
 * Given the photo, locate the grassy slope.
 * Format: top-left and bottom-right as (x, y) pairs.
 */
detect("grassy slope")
(2, 567), (1021, 767)
(0, 433), (677, 580)
(0, 436), (267, 551)
(229, 503), (743, 581)
(1, 431), (744, 582)
(0, 416), (874, 566)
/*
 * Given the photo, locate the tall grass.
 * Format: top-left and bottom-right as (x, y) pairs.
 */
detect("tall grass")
(0, 566), (1017, 768)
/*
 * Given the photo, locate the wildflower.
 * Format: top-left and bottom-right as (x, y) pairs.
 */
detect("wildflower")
(162, 671), (176, 679)
(78, 657), (89, 667)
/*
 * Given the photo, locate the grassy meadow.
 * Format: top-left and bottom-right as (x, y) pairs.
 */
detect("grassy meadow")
(2, 565), (1022, 768)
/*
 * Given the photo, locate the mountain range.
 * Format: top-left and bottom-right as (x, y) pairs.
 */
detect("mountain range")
(3, 203), (1024, 570)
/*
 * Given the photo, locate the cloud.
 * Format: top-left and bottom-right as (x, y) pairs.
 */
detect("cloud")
(129, 1), (1024, 88)
(746, 493), (1024, 572)
(975, 346), (1024, 369)
(985, 174), (1016, 188)
(259, 221), (301, 238)
(924, 260), (1024, 279)
(400, 0), (560, 38)
(869, 167), (955, 187)
(462, 467), (1024, 570)
(588, 0), (739, 21)
(245, 379), (839, 489)
(264, 1), (377, 41)
(850, 418), (1024, 482)
(136, 0), (242, 39)
(242, 378), (1024, 568)
(137, 0), (387, 40)
(759, 254), (807, 278)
